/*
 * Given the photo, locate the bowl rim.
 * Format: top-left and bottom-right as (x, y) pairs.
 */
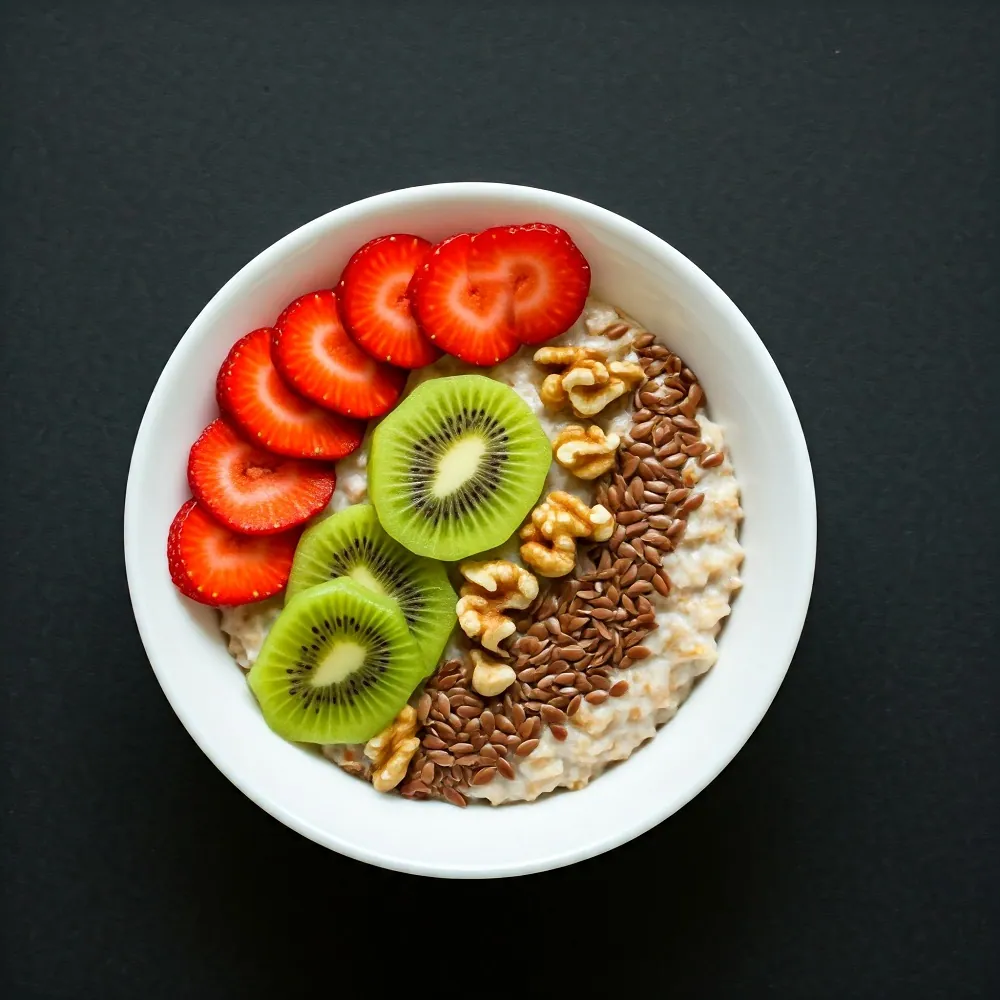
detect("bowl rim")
(125, 181), (817, 878)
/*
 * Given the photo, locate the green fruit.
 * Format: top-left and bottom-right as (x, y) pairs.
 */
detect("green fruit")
(248, 578), (423, 744)
(285, 503), (456, 671)
(368, 374), (550, 560)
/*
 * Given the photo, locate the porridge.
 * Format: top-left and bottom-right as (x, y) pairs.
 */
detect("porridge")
(220, 300), (743, 805)
(168, 221), (742, 808)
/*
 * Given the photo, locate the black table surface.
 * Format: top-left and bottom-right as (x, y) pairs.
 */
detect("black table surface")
(2, 2), (997, 997)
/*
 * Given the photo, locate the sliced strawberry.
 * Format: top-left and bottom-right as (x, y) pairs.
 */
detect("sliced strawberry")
(217, 328), (365, 460)
(271, 289), (407, 417)
(187, 417), (336, 535)
(469, 223), (591, 345)
(337, 234), (440, 369)
(409, 233), (521, 366)
(168, 499), (299, 606)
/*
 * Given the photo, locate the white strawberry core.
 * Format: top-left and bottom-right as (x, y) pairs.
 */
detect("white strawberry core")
(508, 258), (550, 314)
(260, 365), (313, 420)
(231, 459), (292, 502)
(311, 640), (367, 687)
(446, 277), (510, 331)
(375, 272), (415, 332)
(311, 307), (375, 382)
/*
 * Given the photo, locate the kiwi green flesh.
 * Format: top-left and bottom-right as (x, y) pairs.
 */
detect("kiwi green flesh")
(285, 503), (456, 672)
(248, 578), (423, 745)
(368, 374), (551, 561)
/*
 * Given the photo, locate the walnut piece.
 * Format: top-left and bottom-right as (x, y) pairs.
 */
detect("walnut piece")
(363, 704), (420, 792)
(520, 491), (614, 577)
(470, 649), (517, 697)
(456, 560), (539, 653)
(552, 424), (621, 480)
(534, 346), (645, 417)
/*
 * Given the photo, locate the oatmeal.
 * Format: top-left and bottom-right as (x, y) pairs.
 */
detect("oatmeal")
(220, 597), (282, 669)
(220, 299), (744, 805)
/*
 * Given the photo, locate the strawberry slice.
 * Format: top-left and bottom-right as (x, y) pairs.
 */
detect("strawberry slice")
(271, 289), (407, 417)
(337, 234), (441, 369)
(409, 233), (521, 366)
(469, 223), (591, 345)
(187, 417), (336, 535)
(217, 327), (365, 460)
(168, 499), (299, 606)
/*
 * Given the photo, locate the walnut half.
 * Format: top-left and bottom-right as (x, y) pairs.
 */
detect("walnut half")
(364, 705), (420, 792)
(456, 560), (539, 653)
(520, 491), (614, 577)
(552, 424), (621, 480)
(534, 346), (645, 417)
(470, 649), (517, 698)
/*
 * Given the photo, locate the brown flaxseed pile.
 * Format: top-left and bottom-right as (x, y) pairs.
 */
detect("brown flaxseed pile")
(393, 325), (723, 805)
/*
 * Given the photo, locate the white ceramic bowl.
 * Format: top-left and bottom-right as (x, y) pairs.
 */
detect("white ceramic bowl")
(125, 182), (816, 878)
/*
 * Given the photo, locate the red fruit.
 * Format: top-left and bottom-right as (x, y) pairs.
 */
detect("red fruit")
(217, 328), (365, 460)
(469, 223), (591, 345)
(271, 289), (407, 417)
(168, 499), (299, 606)
(337, 234), (440, 369)
(187, 418), (336, 535)
(409, 233), (521, 366)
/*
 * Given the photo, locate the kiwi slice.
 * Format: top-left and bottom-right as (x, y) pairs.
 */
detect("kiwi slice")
(368, 374), (550, 560)
(248, 577), (423, 744)
(285, 503), (456, 670)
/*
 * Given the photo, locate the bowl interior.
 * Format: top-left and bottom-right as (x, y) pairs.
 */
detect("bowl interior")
(125, 183), (815, 877)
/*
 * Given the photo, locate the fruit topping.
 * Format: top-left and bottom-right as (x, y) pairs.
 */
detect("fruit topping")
(248, 578), (425, 744)
(409, 223), (591, 363)
(367, 374), (550, 560)
(217, 327), (365, 460)
(286, 503), (457, 672)
(187, 417), (336, 535)
(271, 289), (407, 417)
(167, 499), (300, 606)
(337, 234), (440, 369)
(470, 223), (591, 345)
(408, 233), (521, 365)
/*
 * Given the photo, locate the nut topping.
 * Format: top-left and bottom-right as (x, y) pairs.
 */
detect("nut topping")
(534, 345), (645, 417)
(456, 560), (539, 653)
(470, 649), (517, 698)
(364, 705), (420, 792)
(552, 424), (621, 479)
(520, 490), (614, 577)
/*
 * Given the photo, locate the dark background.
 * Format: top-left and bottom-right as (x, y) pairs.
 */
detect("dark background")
(2, 1), (996, 997)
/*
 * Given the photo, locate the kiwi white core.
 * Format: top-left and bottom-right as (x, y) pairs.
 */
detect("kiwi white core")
(348, 565), (385, 595)
(433, 435), (486, 498)
(310, 641), (368, 687)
